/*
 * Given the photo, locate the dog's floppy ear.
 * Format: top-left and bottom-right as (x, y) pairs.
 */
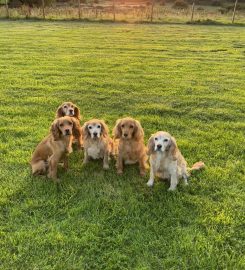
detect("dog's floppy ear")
(133, 120), (144, 141)
(100, 120), (109, 138)
(167, 136), (178, 160)
(74, 105), (81, 120)
(71, 118), (81, 138)
(147, 135), (155, 155)
(51, 119), (60, 141)
(56, 105), (64, 118)
(113, 119), (122, 139)
(81, 122), (90, 139)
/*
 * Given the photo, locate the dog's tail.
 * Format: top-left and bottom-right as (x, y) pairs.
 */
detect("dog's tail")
(188, 161), (205, 174)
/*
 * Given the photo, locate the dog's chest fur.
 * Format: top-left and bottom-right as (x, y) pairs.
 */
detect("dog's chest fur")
(49, 135), (72, 154)
(120, 140), (140, 163)
(86, 140), (104, 159)
(152, 151), (171, 171)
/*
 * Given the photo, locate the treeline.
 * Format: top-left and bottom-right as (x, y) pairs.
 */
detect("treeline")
(170, 0), (245, 4)
(188, 0), (245, 4)
(7, 0), (245, 9)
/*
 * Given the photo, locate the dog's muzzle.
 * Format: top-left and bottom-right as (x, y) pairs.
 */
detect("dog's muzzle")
(156, 144), (163, 151)
(65, 129), (71, 135)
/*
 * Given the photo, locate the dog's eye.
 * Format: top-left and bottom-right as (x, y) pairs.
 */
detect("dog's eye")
(68, 122), (72, 126)
(130, 125), (134, 129)
(97, 125), (101, 129)
(154, 138), (158, 141)
(64, 106), (67, 109)
(164, 139), (169, 142)
(121, 124), (125, 128)
(71, 105), (74, 108)
(88, 126), (92, 129)
(60, 123), (64, 127)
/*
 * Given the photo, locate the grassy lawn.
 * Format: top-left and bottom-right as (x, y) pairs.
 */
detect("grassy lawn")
(0, 20), (244, 269)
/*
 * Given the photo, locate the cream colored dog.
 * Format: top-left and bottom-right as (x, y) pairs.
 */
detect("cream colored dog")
(81, 119), (113, 169)
(147, 131), (204, 191)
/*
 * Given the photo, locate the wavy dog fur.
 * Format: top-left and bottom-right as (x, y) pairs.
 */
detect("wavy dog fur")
(56, 102), (83, 149)
(81, 119), (113, 169)
(30, 116), (81, 181)
(56, 101), (81, 120)
(113, 117), (148, 176)
(147, 131), (205, 190)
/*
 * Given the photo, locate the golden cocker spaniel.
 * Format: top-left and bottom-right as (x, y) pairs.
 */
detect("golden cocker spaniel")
(31, 116), (81, 181)
(56, 102), (83, 149)
(113, 117), (148, 176)
(81, 119), (113, 169)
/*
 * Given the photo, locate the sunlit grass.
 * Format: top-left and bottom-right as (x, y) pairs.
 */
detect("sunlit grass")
(0, 21), (244, 269)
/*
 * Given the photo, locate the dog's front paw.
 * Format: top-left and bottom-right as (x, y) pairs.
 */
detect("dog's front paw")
(147, 179), (154, 187)
(66, 147), (73, 154)
(103, 164), (109, 170)
(168, 186), (177, 191)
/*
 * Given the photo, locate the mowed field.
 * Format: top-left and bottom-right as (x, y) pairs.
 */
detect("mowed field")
(0, 20), (245, 269)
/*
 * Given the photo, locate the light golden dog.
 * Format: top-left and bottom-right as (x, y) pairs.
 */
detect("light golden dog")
(147, 131), (205, 190)
(56, 101), (83, 149)
(113, 117), (148, 176)
(81, 119), (113, 169)
(56, 101), (81, 119)
(30, 116), (81, 181)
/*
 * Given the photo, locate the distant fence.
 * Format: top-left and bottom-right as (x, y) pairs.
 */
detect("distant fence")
(0, 0), (244, 24)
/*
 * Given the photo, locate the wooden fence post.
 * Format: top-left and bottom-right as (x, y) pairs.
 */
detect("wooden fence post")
(41, 0), (45, 19)
(78, 0), (81, 19)
(27, 5), (31, 18)
(150, 0), (154, 22)
(232, 0), (238, 23)
(5, 0), (9, 18)
(113, 0), (115, 21)
(191, 0), (195, 22)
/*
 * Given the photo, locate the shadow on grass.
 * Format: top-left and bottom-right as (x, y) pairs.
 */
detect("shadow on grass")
(186, 19), (245, 27)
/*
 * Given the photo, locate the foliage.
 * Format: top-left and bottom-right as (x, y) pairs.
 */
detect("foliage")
(8, 0), (53, 7)
(172, 0), (189, 9)
(211, 0), (221, 7)
(157, 0), (166, 6)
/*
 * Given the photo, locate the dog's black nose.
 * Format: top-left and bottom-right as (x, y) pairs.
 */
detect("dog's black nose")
(124, 133), (128, 137)
(69, 110), (74, 114)
(65, 129), (70, 135)
(157, 144), (162, 149)
(93, 132), (98, 137)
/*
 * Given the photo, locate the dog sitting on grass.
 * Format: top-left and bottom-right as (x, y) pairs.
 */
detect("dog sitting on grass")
(81, 119), (113, 170)
(113, 117), (148, 176)
(146, 131), (205, 191)
(30, 116), (81, 182)
(56, 101), (83, 149)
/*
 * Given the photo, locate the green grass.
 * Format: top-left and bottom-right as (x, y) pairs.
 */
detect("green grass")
(0, 20), (244, 269)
